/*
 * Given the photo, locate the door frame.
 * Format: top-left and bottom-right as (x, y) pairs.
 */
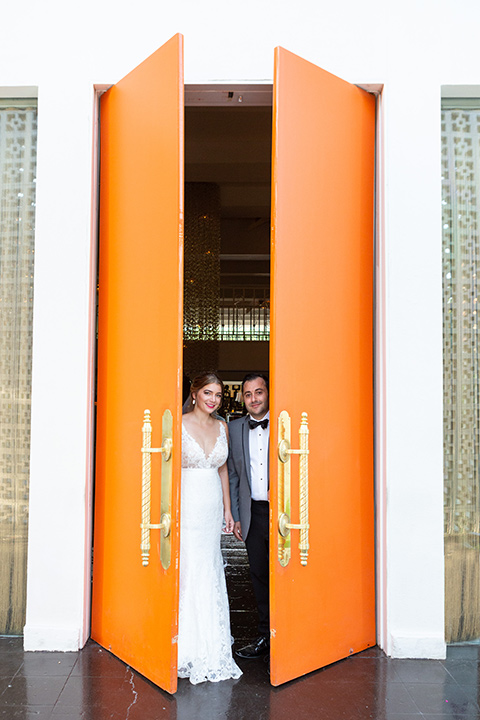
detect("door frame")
(81, 84), (109, 647)
(82, 78), (385, 654)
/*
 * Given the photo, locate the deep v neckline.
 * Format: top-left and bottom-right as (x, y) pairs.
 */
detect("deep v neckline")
(182, 421), (223, 460)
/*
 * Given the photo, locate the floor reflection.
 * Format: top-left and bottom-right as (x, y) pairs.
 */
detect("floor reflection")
(2, 638), (480, 719)
(2, 544), (480, 720)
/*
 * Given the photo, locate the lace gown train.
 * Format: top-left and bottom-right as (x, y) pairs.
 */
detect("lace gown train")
(177, 421), (242, 684)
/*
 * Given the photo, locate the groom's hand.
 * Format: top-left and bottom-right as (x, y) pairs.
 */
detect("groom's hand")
(233, 521), (243, 542)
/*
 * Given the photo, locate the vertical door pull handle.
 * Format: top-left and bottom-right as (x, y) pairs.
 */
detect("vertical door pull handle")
(140, 408), (173, 569)
(277, 411), (309, 567)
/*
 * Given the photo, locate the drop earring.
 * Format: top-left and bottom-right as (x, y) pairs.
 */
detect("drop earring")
(192, 398), (195, 405)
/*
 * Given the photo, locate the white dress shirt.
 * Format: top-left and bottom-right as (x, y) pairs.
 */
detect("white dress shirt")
(249, 411), (270, 501)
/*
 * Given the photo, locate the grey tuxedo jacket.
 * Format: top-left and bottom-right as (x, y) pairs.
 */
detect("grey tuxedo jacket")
(227, 416), (269, 541)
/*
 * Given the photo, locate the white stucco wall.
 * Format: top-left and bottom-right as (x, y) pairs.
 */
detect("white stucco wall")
(2, 0), (474, 656)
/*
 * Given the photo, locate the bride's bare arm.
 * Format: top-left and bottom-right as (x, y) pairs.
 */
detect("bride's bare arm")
(219, 461), (234, 532)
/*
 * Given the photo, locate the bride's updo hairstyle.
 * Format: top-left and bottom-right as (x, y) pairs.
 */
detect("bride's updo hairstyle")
(182, 371), (224, 414)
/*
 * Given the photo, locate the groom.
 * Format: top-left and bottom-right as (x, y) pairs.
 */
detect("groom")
(227, 372), (270, 659)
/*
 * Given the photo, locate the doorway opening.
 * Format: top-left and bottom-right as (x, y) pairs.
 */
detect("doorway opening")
(184, 85), (272, 642)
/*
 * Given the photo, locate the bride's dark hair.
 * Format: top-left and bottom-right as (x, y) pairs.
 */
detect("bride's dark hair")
(182, 371), (224, 414)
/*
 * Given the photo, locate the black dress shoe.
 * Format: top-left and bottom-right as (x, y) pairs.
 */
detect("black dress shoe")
(235, 635), (270, 659)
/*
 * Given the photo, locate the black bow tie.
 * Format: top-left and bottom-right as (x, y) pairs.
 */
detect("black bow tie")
(248, 418), (269, 430)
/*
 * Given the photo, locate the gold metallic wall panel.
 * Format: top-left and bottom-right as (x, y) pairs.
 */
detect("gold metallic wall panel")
(0, 102), (37, 634)
(442, 104), (480, 642)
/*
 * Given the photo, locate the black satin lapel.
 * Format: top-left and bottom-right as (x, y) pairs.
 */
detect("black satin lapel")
(267, 434), (270, 489)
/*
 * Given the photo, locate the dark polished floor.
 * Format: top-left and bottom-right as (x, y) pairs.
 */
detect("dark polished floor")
(1, 538), (480, 719)
(3, 638), (480, 719)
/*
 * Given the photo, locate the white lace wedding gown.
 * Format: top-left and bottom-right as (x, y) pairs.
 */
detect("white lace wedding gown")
(177, 421), (242, 684)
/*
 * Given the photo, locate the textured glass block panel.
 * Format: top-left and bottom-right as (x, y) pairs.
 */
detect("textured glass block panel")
(443, 104), (480, 643)
(0, 101), (37, 634)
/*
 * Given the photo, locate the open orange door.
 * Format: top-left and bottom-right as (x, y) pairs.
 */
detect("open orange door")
(92, 34), (183, 694)
(269, 47), (376, 686)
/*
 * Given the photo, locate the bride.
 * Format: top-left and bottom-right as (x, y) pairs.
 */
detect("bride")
(178, 371), (242, 684)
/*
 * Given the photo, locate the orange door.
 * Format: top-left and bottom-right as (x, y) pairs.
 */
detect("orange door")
(269, 47), (376, 686)
(91, 34), (184, 694)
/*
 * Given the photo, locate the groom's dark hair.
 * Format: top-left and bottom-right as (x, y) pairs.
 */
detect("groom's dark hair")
(241, 372), (269, 393)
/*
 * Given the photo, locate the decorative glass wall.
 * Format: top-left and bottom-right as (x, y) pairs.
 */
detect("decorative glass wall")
(0, 100), (37, 634)
(183, 182), (221, 377)
(442, 101), (480, 643)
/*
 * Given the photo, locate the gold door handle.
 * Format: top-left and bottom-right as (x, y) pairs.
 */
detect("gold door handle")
(140, 408), (173, 569)
(277, 411), (309, 567)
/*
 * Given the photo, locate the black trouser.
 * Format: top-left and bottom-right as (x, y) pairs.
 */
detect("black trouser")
(245, 500), (270, 637)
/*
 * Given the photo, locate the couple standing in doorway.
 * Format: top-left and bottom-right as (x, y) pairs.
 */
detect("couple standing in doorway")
(177, 371), (270, 685)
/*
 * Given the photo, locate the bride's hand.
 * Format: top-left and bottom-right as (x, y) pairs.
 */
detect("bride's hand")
(224, 510), (234, 533)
